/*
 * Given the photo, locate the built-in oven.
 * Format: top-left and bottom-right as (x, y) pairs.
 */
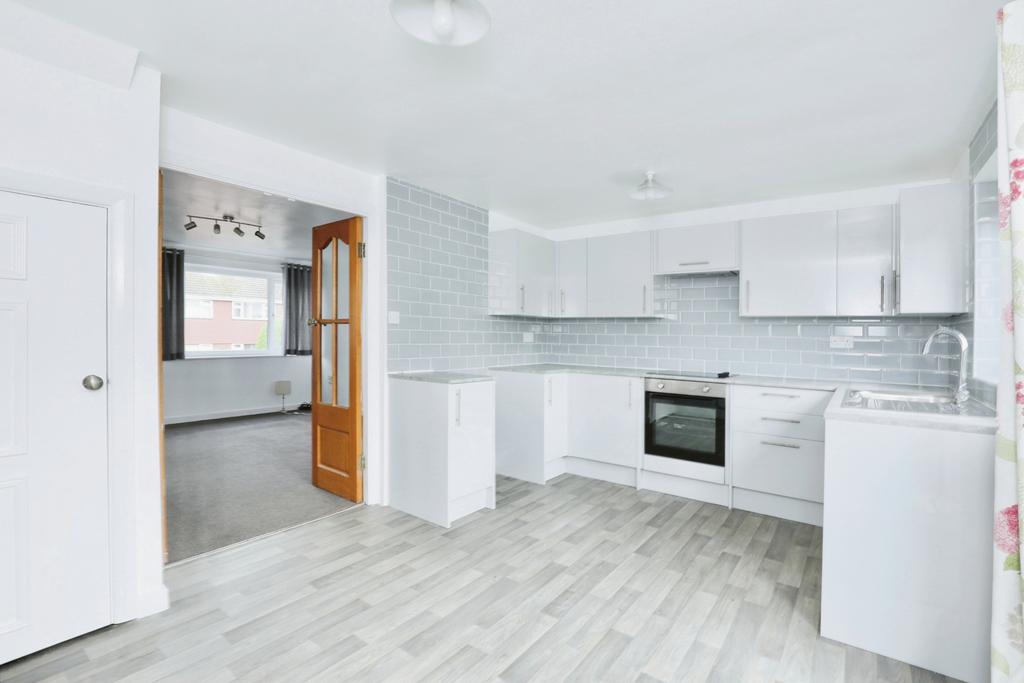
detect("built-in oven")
(644, 378), (726, 467)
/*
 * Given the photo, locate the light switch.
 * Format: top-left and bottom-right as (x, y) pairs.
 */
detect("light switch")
(829, 336), (854, 350)
(388, 311), (400, 325)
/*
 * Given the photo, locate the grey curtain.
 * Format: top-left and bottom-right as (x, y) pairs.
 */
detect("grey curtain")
(284, 263), (312, 356)
(162, 248), (185, 361)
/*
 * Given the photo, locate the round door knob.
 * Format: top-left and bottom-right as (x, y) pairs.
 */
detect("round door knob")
(701, 385), (710, 393)
(306, 318), (318, 327)
(82, 375), (104, 391)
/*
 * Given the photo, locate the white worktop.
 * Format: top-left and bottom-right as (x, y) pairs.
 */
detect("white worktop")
(389, 370), (494, 385)
(487, 363), (997, 434)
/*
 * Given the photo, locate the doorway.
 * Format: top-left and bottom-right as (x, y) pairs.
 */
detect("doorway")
(159, 170), (364, 563)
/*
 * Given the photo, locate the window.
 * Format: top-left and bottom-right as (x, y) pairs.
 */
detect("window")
(185, 297), (213, 319)
(183, 264), (285, 358)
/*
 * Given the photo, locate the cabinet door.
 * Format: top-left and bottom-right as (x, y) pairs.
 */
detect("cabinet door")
(543, 374), (569, 461)
(556, 239), (588, 317)
(740, 212), (837, 317)
(488, 229), (518, 315)
(448, 382), (495, 501)
(837, 205), (895, 316)
(898, 182), (969, 315)
(587, 233), (653, 317)
(517, 231), (556, 317)
(654, 222), (740, 274)
(568, 374), (640, 467)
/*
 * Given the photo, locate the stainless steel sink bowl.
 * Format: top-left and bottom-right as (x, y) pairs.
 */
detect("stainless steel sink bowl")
(849, 390), (955, 405)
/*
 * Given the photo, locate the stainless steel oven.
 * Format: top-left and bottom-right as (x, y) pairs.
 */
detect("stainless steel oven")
(645, 377), (726, 467)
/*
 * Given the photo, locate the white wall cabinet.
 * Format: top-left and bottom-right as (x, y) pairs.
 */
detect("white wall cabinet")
(493, 371), (569, 484)
(389, 377), (496, 528)
(568, 373), (642, 468)
(654, 222), (740, 274)
(897, 182), (969, 315)
(488, 229), (556, 316)
(740, 211), (838, 317)
(556, 239), (588, 317)
(836, 205), (895, 316)
(586, 233), (653, 317)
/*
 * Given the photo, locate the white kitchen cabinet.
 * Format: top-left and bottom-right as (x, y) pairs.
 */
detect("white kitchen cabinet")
(493, 370), (569, 484)
(556, 239), (588, 317)
(897, 182), (969, 315)
(837, 205), (895, 316)
(654, 222), (740, 274)
(740, 211), (837, 317)
(586, 233), (654, 317)
(568, 373), (642, 468)
(389, 376), (496, 528)
(487, 229), (556, 316)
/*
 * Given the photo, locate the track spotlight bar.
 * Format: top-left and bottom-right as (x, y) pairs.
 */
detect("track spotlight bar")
(183, 214), (265, 239)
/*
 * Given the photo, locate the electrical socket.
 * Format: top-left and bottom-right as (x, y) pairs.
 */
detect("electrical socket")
(829, 336), (854, 350)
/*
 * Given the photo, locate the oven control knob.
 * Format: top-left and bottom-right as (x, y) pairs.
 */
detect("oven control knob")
(657, 382), (665, 389)
(701, 385), (710, 393)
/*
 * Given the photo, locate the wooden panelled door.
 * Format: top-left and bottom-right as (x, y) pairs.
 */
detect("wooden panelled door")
(311, 218), (363, 503)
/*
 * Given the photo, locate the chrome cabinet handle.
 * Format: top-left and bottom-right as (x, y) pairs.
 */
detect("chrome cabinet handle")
(82, 375), (104, 391)
(560, 289), (566, 314)
(879, 274), (885, 313)
(761, 440), (800, 449)
(520, 285), (525, 313)
(642, 285), (647, 314)
(761, 416), (800, 424)
(761, 392), (798, 399)
(547, 378), (553, 406)
(678, 260), (710, 267)
(627, 382), (632, 409)
(455, 389), (461, 426)
(894, 271), (900, 310)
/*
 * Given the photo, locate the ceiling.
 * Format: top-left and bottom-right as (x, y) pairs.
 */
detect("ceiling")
(22, 0), (1002, 228)
(162, 169), (350, 260)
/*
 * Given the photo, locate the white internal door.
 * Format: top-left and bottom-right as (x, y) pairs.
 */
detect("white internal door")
(0, 190), (110, 664)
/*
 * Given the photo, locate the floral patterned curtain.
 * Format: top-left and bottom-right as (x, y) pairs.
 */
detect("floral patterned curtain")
(994, 5), (1024, 679)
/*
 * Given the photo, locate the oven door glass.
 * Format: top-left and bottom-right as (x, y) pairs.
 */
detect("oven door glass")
(645, 392), (725, 466)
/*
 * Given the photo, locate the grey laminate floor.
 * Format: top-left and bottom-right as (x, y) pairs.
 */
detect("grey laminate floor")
(1, 475), (957, 682)
(165, 412), (357, 562)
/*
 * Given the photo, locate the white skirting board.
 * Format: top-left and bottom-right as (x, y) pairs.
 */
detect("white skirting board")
(544, 457), (568, 481)
(638, 470), (730, 507)
(164, 403), (306, 425)
(732, 487), (823, 526)
(563, 457), (636, 487)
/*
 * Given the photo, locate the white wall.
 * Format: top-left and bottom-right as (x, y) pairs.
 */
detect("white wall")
(0, 1), (165, 619)
(164, 357), (312, 423)
(160, 107), (389, 505)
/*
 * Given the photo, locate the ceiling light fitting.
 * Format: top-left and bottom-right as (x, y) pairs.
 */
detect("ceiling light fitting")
(630, 171), (672, 201)
(184, 214), (263, 240)
(389, 0), (490, 46)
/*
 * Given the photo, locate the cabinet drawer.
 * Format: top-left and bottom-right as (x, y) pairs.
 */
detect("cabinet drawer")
(732, 409), (825, 442)
(731, 385), (832, 416)
(732, 432), (824, 503)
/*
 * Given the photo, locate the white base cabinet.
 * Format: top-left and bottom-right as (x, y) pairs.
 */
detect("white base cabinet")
(493, 371), (568, 484)
(389, 377), (496, 528)
(568, 373), (643, 470)
(822, 418), (993, 683)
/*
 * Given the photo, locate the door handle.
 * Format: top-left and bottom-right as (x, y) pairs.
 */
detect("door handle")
(82, 375), (104, 391)
(761, 417), (800, 424)
(306, 318), (320, 327)
(678, 260), (710, 267)
(761, 440), (800, 449)
(761, 392), (798, 399)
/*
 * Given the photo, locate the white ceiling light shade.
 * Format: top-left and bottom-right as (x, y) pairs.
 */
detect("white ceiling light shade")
(389, 0), (490, 46)
(629, 172), (672, 201)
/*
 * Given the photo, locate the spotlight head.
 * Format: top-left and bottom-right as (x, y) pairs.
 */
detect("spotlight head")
(255, 229), (266, 240)
(184, 219), (197, 230)
(213, 222), (221, 234)
(233, 225), (245, 237)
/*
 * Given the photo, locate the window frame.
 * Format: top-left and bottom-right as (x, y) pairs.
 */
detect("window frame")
(182, 261), (285, 359)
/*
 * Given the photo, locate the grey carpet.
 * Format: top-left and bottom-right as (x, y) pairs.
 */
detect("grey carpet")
(165, 412), (356, 563)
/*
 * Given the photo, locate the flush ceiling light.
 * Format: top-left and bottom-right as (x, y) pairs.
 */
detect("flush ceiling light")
(630, 171), (672, 201)
(389, 0), (490, 46)
(184, 218), (198, 230)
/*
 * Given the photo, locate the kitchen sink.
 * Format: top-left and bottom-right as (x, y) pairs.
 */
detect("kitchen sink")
(848, 389), (955, 405)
